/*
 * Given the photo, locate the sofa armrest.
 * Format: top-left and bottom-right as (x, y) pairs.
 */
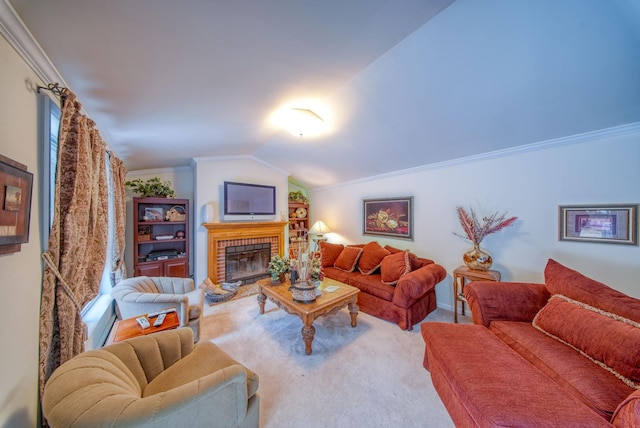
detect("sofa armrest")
(112, 288), (190, 326)
(612, 389), (640, 427)
(392, 263), (446, 308)
(464, 281), (550, 327)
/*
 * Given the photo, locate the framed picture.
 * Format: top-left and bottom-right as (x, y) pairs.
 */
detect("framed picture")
(0, 154), (34, 253)
(559, 204), (638, 245)
(363, 197), (413, 240)
(144, 207), (164, 221)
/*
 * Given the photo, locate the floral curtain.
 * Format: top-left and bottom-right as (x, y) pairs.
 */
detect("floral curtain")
(39, 91), (109, 401)
(109, 154), (127, 284)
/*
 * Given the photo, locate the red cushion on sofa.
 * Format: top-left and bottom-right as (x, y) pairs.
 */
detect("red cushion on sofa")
(544, 259), (640, 323)
(533, 295), (640, 388)
(380, 251), (411, 285)
(319, 242), (344, 267)
(333, 246), (363, 272)
(357, 242), (391, 275)
(384, 244), (403, 254)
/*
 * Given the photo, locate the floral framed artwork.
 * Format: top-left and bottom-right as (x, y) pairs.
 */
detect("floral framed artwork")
(0, 154), (34, 254)
(363, 197), (413, 240)
(559, 204), (638, 245)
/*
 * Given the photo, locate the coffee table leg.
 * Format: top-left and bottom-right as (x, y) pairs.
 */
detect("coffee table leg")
(257, 292), (266, 314)
(302, 324), (315, 355)
(348, 301), (359, 327)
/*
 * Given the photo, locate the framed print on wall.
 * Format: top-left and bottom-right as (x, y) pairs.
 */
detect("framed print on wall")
(0, 154), (34, 254)
(558, 204), (638, 245)
(363, 197), (413, 240)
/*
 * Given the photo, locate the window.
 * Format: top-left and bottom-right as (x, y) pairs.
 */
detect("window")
(40, 94), (116, 350)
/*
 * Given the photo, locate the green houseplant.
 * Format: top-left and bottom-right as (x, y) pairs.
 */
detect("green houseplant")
(268, 254), (290, 283)
(125, 177), (175, 198)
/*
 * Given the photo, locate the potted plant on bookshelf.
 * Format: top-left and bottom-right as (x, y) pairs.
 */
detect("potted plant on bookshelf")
(125, 177), (175, 198)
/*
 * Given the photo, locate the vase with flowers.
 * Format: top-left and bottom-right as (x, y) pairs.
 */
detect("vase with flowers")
(268, 254), (290, 284)
(453, 206), (517, 271)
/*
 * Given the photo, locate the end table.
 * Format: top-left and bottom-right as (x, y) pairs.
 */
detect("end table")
(453, 266), (501, 323)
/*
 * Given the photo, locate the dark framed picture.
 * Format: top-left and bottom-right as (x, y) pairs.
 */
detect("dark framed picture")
(0, 155), (34, 252)
(363, 197), (413, 240)
(559, 204), (638, 245)
(143, 207), (164, 221)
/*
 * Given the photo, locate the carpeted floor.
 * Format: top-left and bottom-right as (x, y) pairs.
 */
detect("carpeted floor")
(201, 293), (465, 427)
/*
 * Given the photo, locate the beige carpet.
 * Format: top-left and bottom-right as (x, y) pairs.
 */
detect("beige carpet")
(201, 294), (466, 428)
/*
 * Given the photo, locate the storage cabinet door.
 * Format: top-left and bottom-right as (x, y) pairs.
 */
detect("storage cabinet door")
(164, 259), (188, 278)
(135, 262), (163, 277)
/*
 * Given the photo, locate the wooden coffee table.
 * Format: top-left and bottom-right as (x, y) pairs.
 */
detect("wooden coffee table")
(256, 277), (360, 355)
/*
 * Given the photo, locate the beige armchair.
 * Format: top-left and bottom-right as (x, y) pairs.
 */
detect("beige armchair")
(43, 328), (260, 428)
(111, 276), (204, 341)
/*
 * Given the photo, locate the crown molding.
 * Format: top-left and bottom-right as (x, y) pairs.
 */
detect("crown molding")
(0, 0), (66, 85)
(316, 122), (640, 192)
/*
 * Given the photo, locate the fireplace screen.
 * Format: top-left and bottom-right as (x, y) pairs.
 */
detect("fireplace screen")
(225, 243), (271, 283)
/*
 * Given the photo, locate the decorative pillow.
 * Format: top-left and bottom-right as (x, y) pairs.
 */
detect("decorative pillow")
(384, 244), (403, 254)
(383, 245), (430, 271)
(544, 259), (640, 323)
(333, 246), (363, 272)
(357, 242), (391, 275)
(319, 242), (344, 267)
(380, 250), (411, 285)
(533, 294), (640, 389)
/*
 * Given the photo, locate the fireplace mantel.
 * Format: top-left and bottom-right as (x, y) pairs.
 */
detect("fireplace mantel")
(204, 221), (288, 282)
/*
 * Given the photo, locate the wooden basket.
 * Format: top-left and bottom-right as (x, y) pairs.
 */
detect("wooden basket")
(166, 206), (186, 222)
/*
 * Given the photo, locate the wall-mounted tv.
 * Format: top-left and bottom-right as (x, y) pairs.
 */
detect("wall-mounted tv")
(223, 181), (276, 221)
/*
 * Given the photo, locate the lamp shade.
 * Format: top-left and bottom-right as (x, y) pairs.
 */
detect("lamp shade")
(308, 220), (331, 235)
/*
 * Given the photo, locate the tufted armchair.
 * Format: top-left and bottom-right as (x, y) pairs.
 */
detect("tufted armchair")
(42, 328), (260, 428)
(111, 276), (204, 341)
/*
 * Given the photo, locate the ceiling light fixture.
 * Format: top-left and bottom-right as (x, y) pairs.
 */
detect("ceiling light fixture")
(286, 108), (324, 137)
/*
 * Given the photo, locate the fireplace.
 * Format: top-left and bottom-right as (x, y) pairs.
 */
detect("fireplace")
(204, 221), (288, 284)
(225, 242), (271, 284)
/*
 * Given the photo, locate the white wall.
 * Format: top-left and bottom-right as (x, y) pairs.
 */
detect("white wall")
(192, 156), (289, 285)
(311, 128), (640, 309)
(124, 167), (194, 277)
(0, 35), (46, 427)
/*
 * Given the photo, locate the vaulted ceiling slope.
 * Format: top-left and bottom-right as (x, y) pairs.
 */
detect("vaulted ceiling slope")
(9, 0), (640, 188)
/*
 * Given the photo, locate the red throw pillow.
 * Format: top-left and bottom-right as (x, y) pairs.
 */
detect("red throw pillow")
(380, 250), (411, 285)
(384, 244), (403, 254)
(333, 246), (363, 272)
(319, 242), (344, 267)
(358, 242), (391, 275)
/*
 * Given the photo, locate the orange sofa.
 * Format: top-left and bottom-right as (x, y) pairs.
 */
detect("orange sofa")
(320, 241), (446, 330)
(421, 259), (640, 427)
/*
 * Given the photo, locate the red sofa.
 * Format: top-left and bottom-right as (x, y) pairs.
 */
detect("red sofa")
(421, 259), (640, 427)
(319, 241), (446, 330)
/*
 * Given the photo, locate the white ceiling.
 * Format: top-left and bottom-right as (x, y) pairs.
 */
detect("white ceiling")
(9, 0), (640, 189)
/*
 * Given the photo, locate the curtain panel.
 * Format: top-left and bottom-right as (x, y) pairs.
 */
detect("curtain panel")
(39, 91), (110, 401)
(110, 154), (127, 284)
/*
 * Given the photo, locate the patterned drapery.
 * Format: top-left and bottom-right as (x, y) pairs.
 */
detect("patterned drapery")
(39, 91), (110, 401)
(110, 155), (127, 284)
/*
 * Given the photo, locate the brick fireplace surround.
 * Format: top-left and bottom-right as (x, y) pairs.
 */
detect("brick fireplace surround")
(204, 221), (288, 283)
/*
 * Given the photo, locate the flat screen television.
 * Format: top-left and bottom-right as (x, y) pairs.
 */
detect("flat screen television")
(223, 181), (276, 221)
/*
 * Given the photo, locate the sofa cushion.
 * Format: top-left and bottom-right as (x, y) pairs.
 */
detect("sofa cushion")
(545, 259), (640, 323)
(333, 246), (363, 272)
(357, 242), (390, 275)
(380, 250), (411, 285)
(491, 320), (634, 419)
(612, 389), (640, 427)
(533, 294), (640, 389)
(347, 273), (395, 302)
(319, 242), (344, 267)
(321, 266), (353, 284)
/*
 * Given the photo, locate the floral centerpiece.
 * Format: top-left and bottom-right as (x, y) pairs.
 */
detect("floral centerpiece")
(268, 254), (290, 283)
(453, 206), (517, 271)
(310, 252), (324, 283)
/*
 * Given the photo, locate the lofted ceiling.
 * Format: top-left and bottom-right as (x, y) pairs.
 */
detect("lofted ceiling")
(8, 0), (640, 189)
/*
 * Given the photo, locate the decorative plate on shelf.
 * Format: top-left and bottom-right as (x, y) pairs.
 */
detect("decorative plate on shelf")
(295, 207), (307, 218)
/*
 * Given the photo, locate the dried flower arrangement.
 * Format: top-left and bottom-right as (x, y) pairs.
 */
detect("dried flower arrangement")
(453, 206), (517, 245)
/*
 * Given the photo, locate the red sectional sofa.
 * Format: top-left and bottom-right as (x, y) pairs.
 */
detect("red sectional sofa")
(421, 259), (640, 427)
(319, 241), (446, 330)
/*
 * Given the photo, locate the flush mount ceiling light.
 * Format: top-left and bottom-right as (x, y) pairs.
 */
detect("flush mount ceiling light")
(286, 108), (324, 137)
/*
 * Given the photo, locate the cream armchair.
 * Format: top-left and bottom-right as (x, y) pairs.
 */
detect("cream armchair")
(111, 276), (204, 341)
(43, 328), (260, 428)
